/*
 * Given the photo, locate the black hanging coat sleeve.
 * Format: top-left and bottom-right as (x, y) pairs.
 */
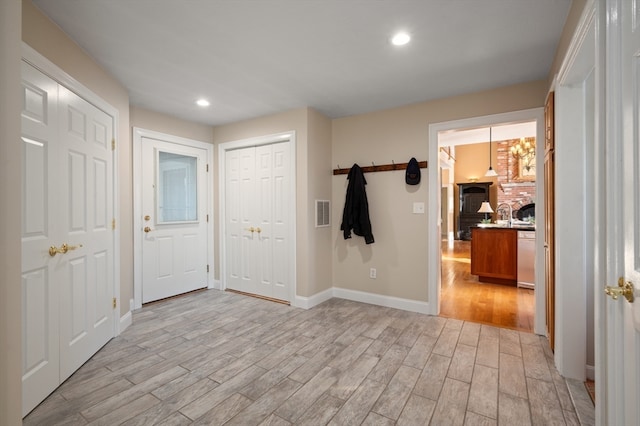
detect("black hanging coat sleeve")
(340, 164), (374, 244)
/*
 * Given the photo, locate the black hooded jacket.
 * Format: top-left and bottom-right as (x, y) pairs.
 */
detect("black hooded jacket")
(340, 164), (374, 244)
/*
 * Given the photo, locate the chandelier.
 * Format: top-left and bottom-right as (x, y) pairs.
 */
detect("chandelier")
(510, 137), (536, 171)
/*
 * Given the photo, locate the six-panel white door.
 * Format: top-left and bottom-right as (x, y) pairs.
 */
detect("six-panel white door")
(21, 62), (115, 416)
(141, 137), (209, 303)
(225, 142), (291, 301)
(603, 0), (640, 423)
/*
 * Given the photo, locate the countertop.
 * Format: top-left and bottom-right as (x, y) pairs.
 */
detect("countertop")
(474, 223), (536, 232)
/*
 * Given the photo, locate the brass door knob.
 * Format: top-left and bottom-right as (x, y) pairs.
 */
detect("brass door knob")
(245, 227), (255, 233)
(256, 227), (262, 234)
(49, 243), (83, 257)
(605, 277), (635, 303)
(144, 226), (152, 233)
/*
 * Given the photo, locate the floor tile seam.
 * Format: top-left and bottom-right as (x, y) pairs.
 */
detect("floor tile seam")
(495, 391), (530, 424)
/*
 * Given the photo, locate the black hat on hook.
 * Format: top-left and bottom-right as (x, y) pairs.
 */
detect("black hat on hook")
(406, 157), (421, 185)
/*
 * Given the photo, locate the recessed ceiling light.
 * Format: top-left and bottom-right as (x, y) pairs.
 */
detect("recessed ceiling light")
(391, 32), (411, 46)
(196, 99), (210, 107)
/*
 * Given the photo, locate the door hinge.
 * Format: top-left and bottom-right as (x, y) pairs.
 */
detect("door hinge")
(206, 164), (209, 172)
(112, 218), (116, 230)
(207, 264), (210, 273)
(207, 214), (209, 222)
(112, 297), (117, 309)
(112, 139), (116, 151)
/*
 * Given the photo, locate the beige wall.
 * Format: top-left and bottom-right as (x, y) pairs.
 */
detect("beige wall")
(1, 0), (23, 423)
(332, 80), (547, 302)
(131, 106), (214, 144)
(23, 0), (133, 316)
(305, 109), (333, 296)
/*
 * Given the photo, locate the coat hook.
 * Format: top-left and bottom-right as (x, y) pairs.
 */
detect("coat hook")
(337, 164), (341, 169)
(372, 161), (375, 167)
(392, 160), (395, 166)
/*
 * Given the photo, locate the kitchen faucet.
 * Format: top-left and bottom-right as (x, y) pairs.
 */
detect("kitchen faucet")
(497, 203), (513, 226)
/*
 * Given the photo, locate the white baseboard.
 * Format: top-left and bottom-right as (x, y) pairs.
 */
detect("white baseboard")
(333, 287), (431, 314)
(586, 364), (595, 381)
(119, 310), (132, 333)
(209, 279), (222, 290)
(293, 288), (333, 309)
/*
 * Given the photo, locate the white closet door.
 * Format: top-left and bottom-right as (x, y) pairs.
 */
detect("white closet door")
(57, 86), (114, 380)
(21, 62), (115, 416)
(269, 142), (291, 301)
(225, 141), (292, 301)
(21, 61), (61, 416)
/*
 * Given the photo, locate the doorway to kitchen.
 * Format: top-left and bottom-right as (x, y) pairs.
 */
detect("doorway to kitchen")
(427, 110), (545, 334)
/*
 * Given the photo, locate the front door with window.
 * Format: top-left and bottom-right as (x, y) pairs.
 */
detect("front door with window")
(140, 136), (210, 303)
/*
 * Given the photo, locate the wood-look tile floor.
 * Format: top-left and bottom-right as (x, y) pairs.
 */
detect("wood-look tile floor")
(25, 290), (583, 425)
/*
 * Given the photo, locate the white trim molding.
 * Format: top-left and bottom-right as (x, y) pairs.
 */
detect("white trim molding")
(428, 108), (546, 335)
(333, 288), (431, 314)
(293, 288), (334, 310)
(119, 311), (132, 333)
(293, 287), (431, 314)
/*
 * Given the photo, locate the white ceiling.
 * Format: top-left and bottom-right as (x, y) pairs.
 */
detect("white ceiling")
(32, 0), (572, 127)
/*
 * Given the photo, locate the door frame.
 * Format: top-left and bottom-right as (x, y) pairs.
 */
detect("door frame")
(553, 2), (598, 383)
(132, 127), (214, 309)
(21, 43), (122, 335)
(427, 108), (546, 336)
(218, 131), (297, 304)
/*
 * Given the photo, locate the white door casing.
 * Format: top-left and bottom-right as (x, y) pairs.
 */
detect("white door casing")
(21, 59), (117, 417)
(220, 132), (295, 303)
(133, 128), (213, 307)
(428, 109), (546, 335)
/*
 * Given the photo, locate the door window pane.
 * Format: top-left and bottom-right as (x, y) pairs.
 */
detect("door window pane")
(157, 151), (197, 223)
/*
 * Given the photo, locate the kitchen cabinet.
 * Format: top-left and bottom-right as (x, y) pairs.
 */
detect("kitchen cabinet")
(457, 182), (492, 240)
(470, 227), (517, 285)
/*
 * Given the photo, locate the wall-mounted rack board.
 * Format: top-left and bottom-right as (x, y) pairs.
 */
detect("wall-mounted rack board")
(332, 160), (428, 175)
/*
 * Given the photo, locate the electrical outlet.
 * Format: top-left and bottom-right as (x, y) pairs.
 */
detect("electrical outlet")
(370, 268), (377, 279)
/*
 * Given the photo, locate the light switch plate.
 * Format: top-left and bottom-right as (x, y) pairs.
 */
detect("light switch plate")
(413, 202), (425, 214)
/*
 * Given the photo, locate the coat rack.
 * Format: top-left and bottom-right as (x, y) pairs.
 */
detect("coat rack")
(332, 160), (427, 175)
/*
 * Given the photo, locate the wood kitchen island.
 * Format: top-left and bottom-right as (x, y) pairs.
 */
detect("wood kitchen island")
(470, 226), (518, 285)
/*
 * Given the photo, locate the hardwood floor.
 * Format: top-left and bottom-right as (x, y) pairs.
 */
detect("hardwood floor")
(23, 289), (590, 425)
(440, 239), (535, 332)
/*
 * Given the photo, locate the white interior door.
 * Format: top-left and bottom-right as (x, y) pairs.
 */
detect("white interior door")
(141, 137), (209, 303)
(57, 85), (114, 379)
(602, 0), (640, 423)
(21, 62), (115, 416)
(21, 61), (61, 417)
(224, 141), (292, 301)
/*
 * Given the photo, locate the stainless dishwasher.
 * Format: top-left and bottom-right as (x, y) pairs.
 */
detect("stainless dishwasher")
(517, 231), (535, 288)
